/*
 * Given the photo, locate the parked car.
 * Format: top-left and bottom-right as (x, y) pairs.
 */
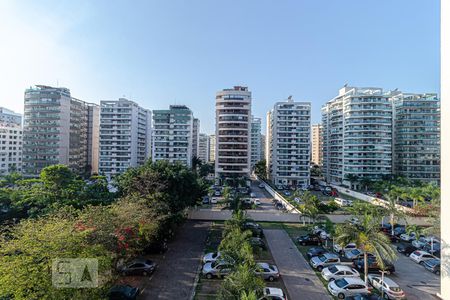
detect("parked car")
(259, 183), (265, 188)
(409, 250), (436, 264)
(214, 190), (221, 196)
(353, 257), (395, 274)
(203, 251), (223, 264)
(423, 258), (441, 275)
(334, 243), (357, 254)
(210, 197), (219, 204)
(253, 198), (261, 206)
(328, 277), (369, 299)
(368, 274), (406, 300)
(321, 264), (360, 281)
(307, 246), (328, 259)
(259, 287), (287, 300)
(393, 226), (406, 236)
(396, 244), (416, 256)
(297, 234), (322, 246)
(335, 198), (353, 207)
(119, 258), (157, 276)
(250, 192), (257, 198)
(412, 238), (428, 249)
(343, 249), (363, 260)
(202, 260), (234, 279)
(255, 262), (280, 281)
(423, 242), (441, 256)
(250, 237), (267, 250)
(107, 285), (139, 300)
(344, 294), (382, 300)
(202, 196), (210, 204)
(399, 232), (418, 242)
(310, 253), (340, 271)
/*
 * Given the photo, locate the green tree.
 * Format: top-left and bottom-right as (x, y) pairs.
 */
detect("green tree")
(254, 160), (267, 180)
(344, 174), (359, 189)
(0, 215), (113, 300)
(218, 264), (264, 300)
(358, 177), (373, 192)
(298, 192), (320, 224)
(384, 188), (407, 236)
(335, 213), (396, 286)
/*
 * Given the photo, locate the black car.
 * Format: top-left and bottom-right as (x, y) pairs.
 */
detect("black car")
(396, 243), (416, 256)
(120, 258), (157, 276)
(249, 237), (267, 250)
(108, 285), (139, 300)
(353, 257), (395, 274)
(243, 222), (264, 237)
(345, 294), (382, 300)
(297, 234), (322, 246)
(306, 246), (328, 259)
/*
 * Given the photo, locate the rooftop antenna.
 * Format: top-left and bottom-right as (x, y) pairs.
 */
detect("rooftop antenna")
(343, 83), (348, 87)
(287, 95), (293, 102)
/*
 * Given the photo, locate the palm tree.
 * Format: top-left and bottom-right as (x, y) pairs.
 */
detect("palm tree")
(358, 177), (373, 192)
(384, 188), (407, 236)
(406, 224), (424, 243)
(344, 174), (359, 189)
(335, 212), (397, 286)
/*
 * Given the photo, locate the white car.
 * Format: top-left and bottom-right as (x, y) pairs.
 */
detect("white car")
(400, 232), (416, 242)
(210, 197), (219, 204)
(333, 243), (357, 253)
(328, 277), (369, 299)
(259, 287), (287, 300)
(368, 274), (406, 300)
(310, 253), (340, 272)
(409, 250), (436, 264)
(334, 198), (353, 207)
(321, 265), (360, 282)
(202, 251), (222, 263)
(253, 198), (261, 206)
(250, 192), (257, 198)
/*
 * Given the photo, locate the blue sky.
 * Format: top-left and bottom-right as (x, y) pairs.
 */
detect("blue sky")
(0, 0), (440, 134)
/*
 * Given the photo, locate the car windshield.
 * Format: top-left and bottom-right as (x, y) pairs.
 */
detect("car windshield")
(351, 249), (360, 255)
(334, 278), (348, 288)
(328, 266), (338, 273)
(212, 252), (218, 258)
(318, 255), (327, 262)
(428, 259), (440, 266)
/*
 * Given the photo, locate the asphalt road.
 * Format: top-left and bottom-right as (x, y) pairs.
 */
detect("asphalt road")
(264, 229), (331, 300)
(138, 221), (210, 300)
(249, 178), (279, 212)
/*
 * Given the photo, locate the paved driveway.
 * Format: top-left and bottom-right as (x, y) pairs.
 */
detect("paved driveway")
(139, 221), (210, 300)
(249, 179), (279, 212)
(388, 248), (440, 300)
(264, 229), (331, 300)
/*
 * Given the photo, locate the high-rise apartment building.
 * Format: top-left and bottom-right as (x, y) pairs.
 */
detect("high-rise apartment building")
(260, 134), (266, 162)
(266, 97), (311, 188)
(250, 116), (262, 168)
(23, 85), (98, 177)
(322, 86), (392, 185)
(198, 133), (209, 163)
(0, 108), (22, 175)
(208, 134), (216, 163)
(192, 118), (200, 158)
(392, 92), (440, 183)
(215, 86), (251, 179)
(99, 98), (152, 179)
(152, 105), (193, 167)
(311, 124), (323, 166)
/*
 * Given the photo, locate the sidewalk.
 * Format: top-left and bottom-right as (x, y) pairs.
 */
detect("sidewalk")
(264, 229), (331, 300)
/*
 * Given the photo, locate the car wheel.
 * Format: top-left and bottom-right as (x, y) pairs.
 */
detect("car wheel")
(338, 293), (345, 299)
(268, 276), (274, 282)
(206, 273), (213, 279)
(419, 261), (424, 265)
(317, 266), (323, 272)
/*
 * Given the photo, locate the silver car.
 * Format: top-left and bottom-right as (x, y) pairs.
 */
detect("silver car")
(328, 277), (369, 299)
(202, 260), (234, 279)
(255, 262), (280, 281)
(310, 253), (340, 271)
(321, 265), (360, 282)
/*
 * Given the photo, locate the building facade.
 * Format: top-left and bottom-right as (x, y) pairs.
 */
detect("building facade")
(215, 86), (252, 179)
(208, 134), (216, 163)
(99, 98), (152, 179)
(392, 92), (440, 183)
(23, 85), (98, 177)
(198, 133), (209, 163)
(87, 104), (100, 174)
(322, 86), (392, 186)
(267, 97), (311, 188)
(311, 124), (323, 166)
(192, 118), (200, 158)
(250, 116), (262, 168)
(152, 105), (193, 167)
(0, 108), (22, 175)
